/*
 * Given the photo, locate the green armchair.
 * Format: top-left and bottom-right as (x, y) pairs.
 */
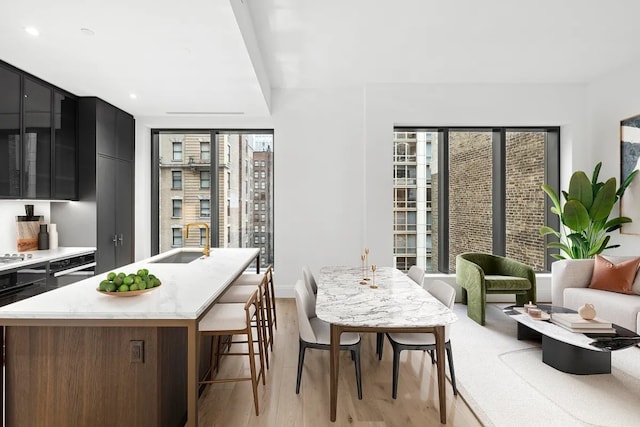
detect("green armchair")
(456, 253), (536, 325)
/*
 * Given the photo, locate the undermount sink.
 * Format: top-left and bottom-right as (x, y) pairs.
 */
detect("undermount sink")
(149, 251), (205, 264)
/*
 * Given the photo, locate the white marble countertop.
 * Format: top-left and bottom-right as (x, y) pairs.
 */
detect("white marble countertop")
(0, 247), (259, 321)
(316, 266), (457, 328)
(0, 247), (96, 272)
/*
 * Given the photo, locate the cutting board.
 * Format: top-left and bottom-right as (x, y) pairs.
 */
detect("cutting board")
(16, 216), (43, 252)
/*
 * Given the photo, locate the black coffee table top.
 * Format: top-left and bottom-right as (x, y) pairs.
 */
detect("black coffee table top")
(504, 304), (640, 351)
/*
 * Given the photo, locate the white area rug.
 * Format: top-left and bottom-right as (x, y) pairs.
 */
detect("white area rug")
(449, 303), (640, 427)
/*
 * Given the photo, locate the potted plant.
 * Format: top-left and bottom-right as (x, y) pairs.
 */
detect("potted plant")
(540, 162), (638, 259)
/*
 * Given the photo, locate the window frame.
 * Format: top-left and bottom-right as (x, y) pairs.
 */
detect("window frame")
(394, 126), (560, 273)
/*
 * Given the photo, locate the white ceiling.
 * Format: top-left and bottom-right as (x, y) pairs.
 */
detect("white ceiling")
(2, 0), (640, 117)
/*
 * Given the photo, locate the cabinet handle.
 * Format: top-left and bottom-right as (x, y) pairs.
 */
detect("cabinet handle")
(113, 235), (118, 247)
(119, 234), (124, 246)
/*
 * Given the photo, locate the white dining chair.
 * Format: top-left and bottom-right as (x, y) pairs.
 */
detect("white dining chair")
(294, 280), (362, 399)
(407, 265), (425, 287)
(384, 279), (458, 398)
(302, 265), (318, 295)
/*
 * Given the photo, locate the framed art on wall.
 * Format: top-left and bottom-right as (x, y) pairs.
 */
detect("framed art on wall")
(620, 114), (640, 234)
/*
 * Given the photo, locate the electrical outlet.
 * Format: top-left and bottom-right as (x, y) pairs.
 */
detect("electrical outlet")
(130, 340), (144, 363)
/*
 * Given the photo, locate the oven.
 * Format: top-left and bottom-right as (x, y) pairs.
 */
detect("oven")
(0, 260), (49, 307)
(48, 253), (96, 287)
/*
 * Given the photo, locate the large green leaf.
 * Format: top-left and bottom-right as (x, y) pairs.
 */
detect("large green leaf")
(539, 226), (560, 237)
(590, 177), (616, 221)
(568, 171), (593, 210)
(563, 200), (590, 232)
(618, 169), (639, 198)
(591, 162), (602, 187)
(541, 184), (561, 214)
(605, 216), (632, 232)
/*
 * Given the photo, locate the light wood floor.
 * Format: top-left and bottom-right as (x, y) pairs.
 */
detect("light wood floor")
(198, 298), (482, 426)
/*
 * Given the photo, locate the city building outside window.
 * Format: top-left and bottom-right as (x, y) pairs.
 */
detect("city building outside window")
(392, 128), (558, 273)
(172, 141), (182, 161)
(172, 227), (182, 247)
(200, 228), (207, 247)
(155, 131), (274, 269)
(200, 171), (210, 189)
(200, 141), (210, 161)
(172, 171), (182, 190)
(172, 199), (182, 218)
(200, 199), (210, 218)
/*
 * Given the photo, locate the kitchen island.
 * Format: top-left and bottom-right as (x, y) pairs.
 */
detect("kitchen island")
(0, 247), (259, 427)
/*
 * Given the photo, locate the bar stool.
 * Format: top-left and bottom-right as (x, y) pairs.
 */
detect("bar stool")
(199, 289), (265, 416)
(233, 265), (276, 331)
(218, 274), (272, 368)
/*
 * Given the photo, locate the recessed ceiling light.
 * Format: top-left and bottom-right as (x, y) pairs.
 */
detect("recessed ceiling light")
(80, 28), (95, 36)
(24, 26), (39, 37)
(129, 93), (137, 100)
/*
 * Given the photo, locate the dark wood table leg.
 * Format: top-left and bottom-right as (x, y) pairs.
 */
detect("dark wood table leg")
(330, 324), (342, 422)
(434, 325), (447, 424)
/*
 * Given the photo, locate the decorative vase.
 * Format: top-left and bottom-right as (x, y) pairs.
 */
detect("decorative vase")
(49, 223), (58, 250)
(38, 224), (49, 250)
(578, 303), (596, 320)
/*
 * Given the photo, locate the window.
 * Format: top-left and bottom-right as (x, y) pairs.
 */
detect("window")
(200, 171), (210, 189)
(154, 131), (274, 268)
(200, 228), (207, 247)
(392, 128), (559, 273)
(254, 171), (259, 179)
(260, 171), (266, 178)
(200, 142), (210, 161)
(254, 225), (259, 232)
(172, 199), (182, 218)
(172, 171), (182, 190)
(254, 160), (259, 167)
(261, 181), (266, 189)
(172, 227), (183, 247)
(200, 199), (210, 218)
(254, 203), (259, 211)
(172, 141), (182, 161)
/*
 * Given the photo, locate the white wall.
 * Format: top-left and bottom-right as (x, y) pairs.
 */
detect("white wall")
(587, 58), (640, 255)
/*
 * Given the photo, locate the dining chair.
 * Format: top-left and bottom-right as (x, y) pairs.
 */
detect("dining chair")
(407, 265), (425, 287)
(377, 265), (425, 357)
(199, 288), (266, 415)
(302, 265), (318, 295)
(294, 280), (363, 399)
(384, 279), (458, 398)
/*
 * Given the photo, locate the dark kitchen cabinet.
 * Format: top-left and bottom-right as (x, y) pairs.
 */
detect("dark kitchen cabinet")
(23, 78), (52, 199)
(53, 92), (77, 200)
(0, 61), (78, 200)
(78, 97), (135, 273)
(97, 156), (133, 271)
(0, 65), (22, 198)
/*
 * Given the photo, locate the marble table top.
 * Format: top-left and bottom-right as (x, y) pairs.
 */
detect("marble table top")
(316, 266), (457, 328)
(0, 248), (259, 321)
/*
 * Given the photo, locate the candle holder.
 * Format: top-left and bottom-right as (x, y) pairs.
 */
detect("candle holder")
(363, 248), (371, 281)
(369, 264), (378, 288)
(360, 254), (368, 285)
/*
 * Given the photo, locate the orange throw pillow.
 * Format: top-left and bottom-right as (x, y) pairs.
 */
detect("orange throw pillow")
(588, 255), (640, 294)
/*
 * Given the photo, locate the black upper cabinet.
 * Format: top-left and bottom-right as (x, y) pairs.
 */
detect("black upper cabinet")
(23, 78), (52, 199)
(0, 61), (78, 200)
(53, 92), (77, 200)
(0, 65), (21, 198)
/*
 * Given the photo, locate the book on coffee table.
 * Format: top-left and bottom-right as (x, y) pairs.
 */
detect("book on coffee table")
(550, 320), (616, 334)
(550, 312), (612, 329)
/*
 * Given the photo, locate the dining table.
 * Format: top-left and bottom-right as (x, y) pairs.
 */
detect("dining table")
(315, 265), (457, 423)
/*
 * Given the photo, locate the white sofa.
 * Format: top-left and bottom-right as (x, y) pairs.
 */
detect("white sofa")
(551, 257), (640, 333)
